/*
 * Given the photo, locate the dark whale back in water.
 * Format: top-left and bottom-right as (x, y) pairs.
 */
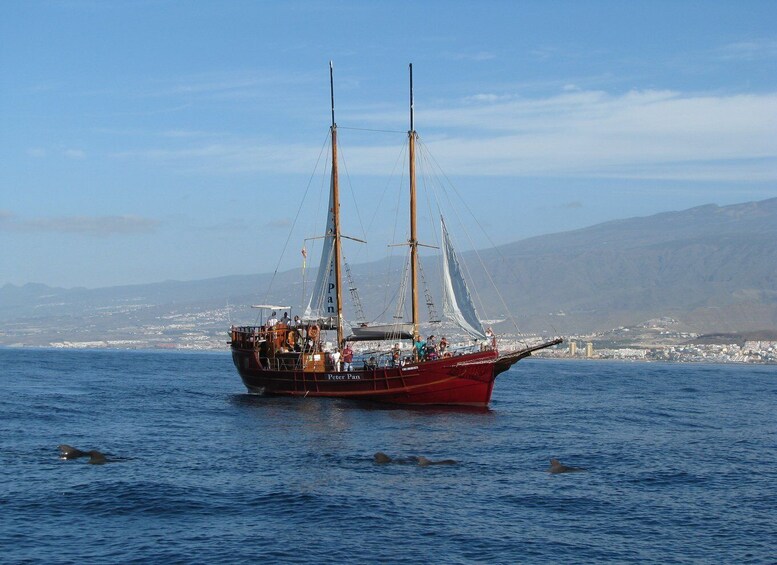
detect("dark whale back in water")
(86, 451), (109, 465)
(58, 444), (89, 459)
(58, 444), (113, 464)
(374, 452), (457, 466)
(374, 452), (393, 464)
(548, 458), (586, 473)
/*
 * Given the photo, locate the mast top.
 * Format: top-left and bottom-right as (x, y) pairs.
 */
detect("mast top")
(329, 60), (336, 128)
(409, 63), (414, 132)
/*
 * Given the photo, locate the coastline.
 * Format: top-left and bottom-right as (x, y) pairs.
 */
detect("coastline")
(2, 341), (775, 365)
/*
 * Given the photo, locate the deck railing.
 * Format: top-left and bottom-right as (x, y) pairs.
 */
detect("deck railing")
(230, 325), (495, 369)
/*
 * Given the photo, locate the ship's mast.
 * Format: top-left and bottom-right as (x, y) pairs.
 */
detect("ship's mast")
(330, 61), (345, 348)
(408, 63), (420, 344)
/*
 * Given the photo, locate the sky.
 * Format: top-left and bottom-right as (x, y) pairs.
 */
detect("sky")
(1, 0), (776, 289)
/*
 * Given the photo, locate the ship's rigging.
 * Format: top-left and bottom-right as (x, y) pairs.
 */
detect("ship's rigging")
(229, 63), (563, 406)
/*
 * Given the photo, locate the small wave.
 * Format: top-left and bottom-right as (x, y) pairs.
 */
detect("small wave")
(40, 480), (238, 518)
(627, 470), (709, 487)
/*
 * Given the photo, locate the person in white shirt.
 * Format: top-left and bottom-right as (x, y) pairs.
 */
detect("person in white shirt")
(331, 349), (341, 371)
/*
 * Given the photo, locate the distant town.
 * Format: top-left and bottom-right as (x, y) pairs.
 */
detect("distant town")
(3, 304), (774, 364)
(533, 338), (777, 364)
(529, 317), (777, 364)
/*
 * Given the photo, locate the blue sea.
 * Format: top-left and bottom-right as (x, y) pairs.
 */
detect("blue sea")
(1, 349), (775, 564)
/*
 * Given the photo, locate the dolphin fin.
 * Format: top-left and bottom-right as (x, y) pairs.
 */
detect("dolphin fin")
(548, 458), (586, 473)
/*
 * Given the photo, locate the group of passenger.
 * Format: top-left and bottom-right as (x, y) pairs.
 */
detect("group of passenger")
(325, 343), (354, 371)
(266, 311), (302, 329)
(320, 335), (456, 369)
(256, 311), (314, 354)
(413, 334), (450, 361)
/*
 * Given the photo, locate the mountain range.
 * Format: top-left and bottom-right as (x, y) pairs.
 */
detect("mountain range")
(2, 197), (776, 347)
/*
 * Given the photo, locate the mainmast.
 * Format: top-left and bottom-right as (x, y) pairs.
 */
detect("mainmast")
(408, 63), (420, 344)
(330, 61), (345, 348)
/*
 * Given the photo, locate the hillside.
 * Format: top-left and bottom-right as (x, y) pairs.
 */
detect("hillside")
(1, 197), (775, 346)
(472, 198), (777, 333)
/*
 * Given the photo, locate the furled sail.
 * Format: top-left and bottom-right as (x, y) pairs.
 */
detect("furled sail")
(349, 322), (414, 342)
(441, 217), (487, 339)
(303, 174), (339, 327)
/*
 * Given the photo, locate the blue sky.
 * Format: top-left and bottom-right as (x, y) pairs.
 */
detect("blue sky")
(2, 0), (776, 288)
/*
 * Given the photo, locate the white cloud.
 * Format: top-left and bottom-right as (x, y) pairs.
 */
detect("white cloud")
(717, 39), (777, 61)
(141, 69), (318, 101)
(63, 149), (87, 159)
(160, 129), (213, 138)
(25, 147), (86, 160)
(453, 51), (497, 61)
(111, 88), (777, 182)
(350, 89), (777, 180)
(0, 213), (160, 236)
(464, 94), (510, 104)
(559, 201), (583, 209)
(112, 141), (321, 174)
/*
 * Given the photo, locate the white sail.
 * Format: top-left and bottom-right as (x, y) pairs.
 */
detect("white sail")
(441, 217), (487, 339)
(303, 174), (339, 326)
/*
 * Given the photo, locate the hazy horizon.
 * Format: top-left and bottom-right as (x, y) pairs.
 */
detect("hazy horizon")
(3, 195), (774, 293)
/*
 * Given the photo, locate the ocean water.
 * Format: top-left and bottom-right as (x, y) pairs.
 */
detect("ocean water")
(1, 349), (775, 564)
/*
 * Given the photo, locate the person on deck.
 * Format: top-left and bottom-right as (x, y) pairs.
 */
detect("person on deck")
(331, 349), (341, 371)
(439, 336), (448, 356)
(281, 312), (290, 325)
(342, 344), (354, 371)
(414, 338), (427, 361)
(426, 335), (438, 361)
(485, 327), (496, 349)
(390, 343), (401, 367)
(267, 312), (278, 327)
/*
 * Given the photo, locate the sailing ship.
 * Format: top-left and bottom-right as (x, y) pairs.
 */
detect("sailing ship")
(229, 64), (562, 406)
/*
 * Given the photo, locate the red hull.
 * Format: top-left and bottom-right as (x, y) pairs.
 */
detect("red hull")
(231, 348), (501, 406)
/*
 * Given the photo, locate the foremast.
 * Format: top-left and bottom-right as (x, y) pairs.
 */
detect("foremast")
(408, 63), (421, 346)
(329, 61), (345, 348)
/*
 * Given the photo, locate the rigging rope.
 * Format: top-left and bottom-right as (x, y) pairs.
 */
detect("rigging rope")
(394, 252), (410, 321)
(417, 259), (440, 323)
(416, 137), (529, 347)
(343, 257), (366, 323)
(301, 135), (334, 310)
(338, 144), (368, 245)
(258, 129), (331, 324)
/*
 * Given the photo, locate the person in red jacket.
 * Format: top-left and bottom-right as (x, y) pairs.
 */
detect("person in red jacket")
(342, 344), (354, 371)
